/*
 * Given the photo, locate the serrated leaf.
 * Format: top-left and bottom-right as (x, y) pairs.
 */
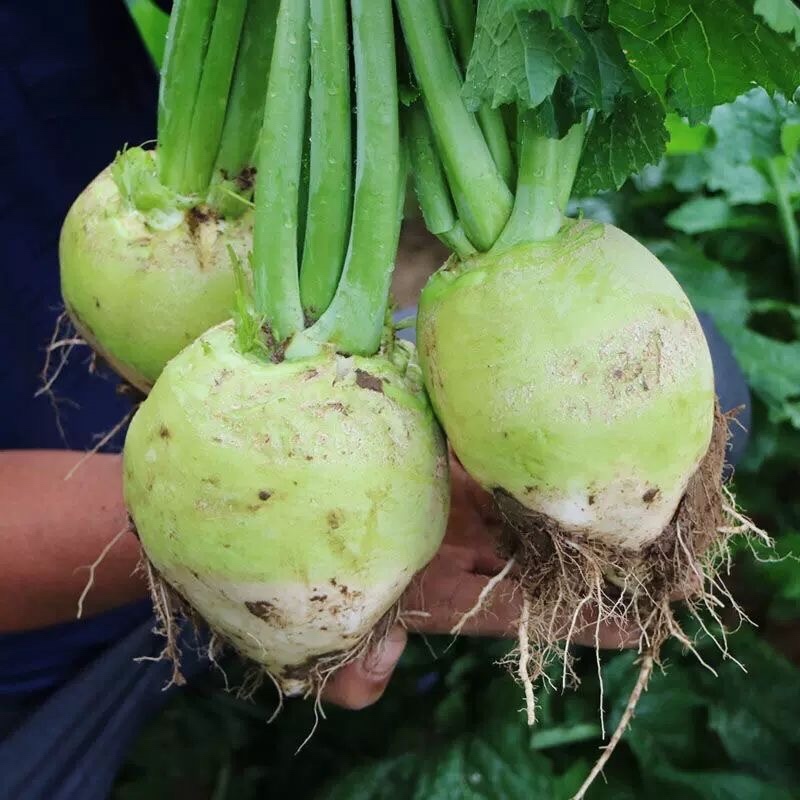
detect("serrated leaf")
(564, 18), (634, 116)
(608, 0), (799, 123)
(463, 2), (580, 112)
(754, 0), (800, 45)
(574, 90), (668, 194)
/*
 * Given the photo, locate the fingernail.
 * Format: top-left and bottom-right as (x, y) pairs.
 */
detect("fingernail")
(363, 626), (407, 679)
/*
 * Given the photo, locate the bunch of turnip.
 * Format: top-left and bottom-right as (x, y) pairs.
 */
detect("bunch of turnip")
(59, 0), (799, 793)
(122, 0), (449, 694)
(397, 0), (796, 791)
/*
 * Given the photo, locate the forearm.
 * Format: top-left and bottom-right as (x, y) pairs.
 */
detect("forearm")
(0, 451), (146, 632)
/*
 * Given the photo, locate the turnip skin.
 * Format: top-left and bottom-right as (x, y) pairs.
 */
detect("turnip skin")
(418, 220), (715, 550)
(123, 321), (449, 691)
(59, 151), (253, 393)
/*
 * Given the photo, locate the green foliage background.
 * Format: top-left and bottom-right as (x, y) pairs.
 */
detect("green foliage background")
(118, 4), (800, 798)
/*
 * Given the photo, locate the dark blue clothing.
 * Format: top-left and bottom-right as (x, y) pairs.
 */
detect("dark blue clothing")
(0, 0), (153, 450)
(0, 3), (752, 799)
(0, 4), (208, 798)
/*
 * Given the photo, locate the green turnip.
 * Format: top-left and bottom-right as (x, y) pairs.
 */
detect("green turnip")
(60, 150), (253, 392)
(59, 0), (277, 391)
(124, 322), (447, 692)
(397, 5), (763, 785)
(124, 0), (449, 694)
(418, 220), (715, 551)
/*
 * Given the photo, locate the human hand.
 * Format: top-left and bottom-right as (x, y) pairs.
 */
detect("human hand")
(322, 456), (638, 709)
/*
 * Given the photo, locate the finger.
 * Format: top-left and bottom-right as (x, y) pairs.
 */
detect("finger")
(404, 567), (522, 637)
(442, 477), (507, 575)
(404, 567), (642, 649)
(448, 456), (501, 527)
(321, 625), (407, 710)
(567, 605), (642, 650)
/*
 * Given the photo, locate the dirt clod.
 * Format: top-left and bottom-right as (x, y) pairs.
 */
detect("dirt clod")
(355, 369), (384, 393)
(642, 487), (659, 503)
(185, 205), (217, 238)
(235, 166), (256, 192)
(327, 510), (343, 530)
(262, 324), (287, 364)
(246, 600), (281, 624)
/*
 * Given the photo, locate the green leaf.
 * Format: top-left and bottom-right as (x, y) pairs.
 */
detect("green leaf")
(666, 196), (735, 233)
(650, 239), (800, 426)
(463, 2), (639, 136)
(603, 653), (706, 768)
(754, 0), (800, 45)
(705, 634), (800, 787)
(530, 722), (601, 749)
(659, 89), (800, 210)
(722, 327), (800, 427)
(608, 0), (799, 123)
(562, 18), (634, 117)
(705, 88), (800, 205)
(320, 725), (561, 800)
(666, 196), (777, 236)
(127, 0), (169, 69)
(662, 152), (710, 193)
(747, 530), (800, 606)
(781, 121), (800, 157)
(463, 2), (580, 112)
(653, 768), (795, 800)
(709, 707), (800, 786)
(319, 756), (420, 800)
(574, 90), (668, 194)
(665, 113), (711, 155)
(751, 297), (800, 322)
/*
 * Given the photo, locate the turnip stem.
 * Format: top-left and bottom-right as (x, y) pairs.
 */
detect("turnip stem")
(251, 0), (310, 342)
(287, 0), (401, 358)
(443, 0), (514, 187)
(405, 103), (476, 259)
(183, 0), (249, 195)
(213, 0), (280, 183)
(396, 0), (512, 252)
(299, 0), (353, 322)
(495, 113), (586, 248)
(157, 0), (217, 192)
(766, 159), (800, 297)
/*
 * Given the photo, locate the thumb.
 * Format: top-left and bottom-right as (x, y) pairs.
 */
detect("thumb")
(321, 625), (407, 710)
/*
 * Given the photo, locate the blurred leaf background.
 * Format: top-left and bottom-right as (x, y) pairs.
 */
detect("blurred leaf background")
(116, 4), (800, 798)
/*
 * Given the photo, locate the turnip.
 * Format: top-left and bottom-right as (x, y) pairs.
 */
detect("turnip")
(123, 0), (449, 697)
(397, 0), (794, 791)
(59, 0), (278, 392)
(418, 220), (715, 551)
